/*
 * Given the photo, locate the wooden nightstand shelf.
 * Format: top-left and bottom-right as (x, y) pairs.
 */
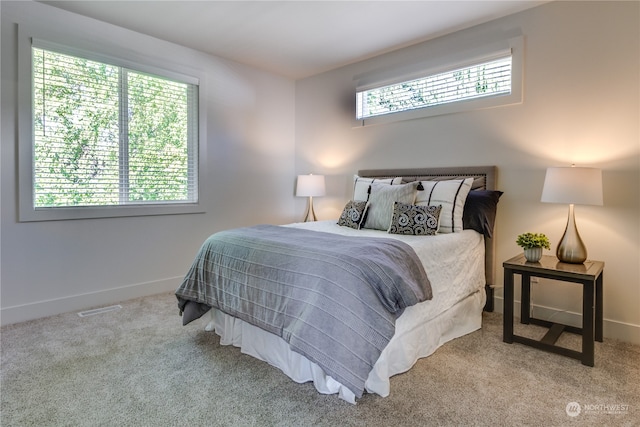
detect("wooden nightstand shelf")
(503, 254), (604, 366)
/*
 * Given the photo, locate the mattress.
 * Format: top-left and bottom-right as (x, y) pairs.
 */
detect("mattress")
(200, 220), (486, 403)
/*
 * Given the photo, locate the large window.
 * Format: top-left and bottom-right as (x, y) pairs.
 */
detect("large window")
(19, 37), (203, 221)
(33, 46), (198, 208)
(354, 37), (523, 126)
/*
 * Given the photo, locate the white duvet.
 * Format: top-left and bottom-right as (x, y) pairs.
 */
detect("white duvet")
(205, 220), (486, 403)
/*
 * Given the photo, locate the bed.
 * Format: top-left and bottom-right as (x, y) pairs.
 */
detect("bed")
(176, 166), (500, 404)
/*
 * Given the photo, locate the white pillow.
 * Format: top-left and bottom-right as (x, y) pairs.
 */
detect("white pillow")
(363, 182), (417, 231)
(352, 175), (402, 202)
(415, 177), (473, 233)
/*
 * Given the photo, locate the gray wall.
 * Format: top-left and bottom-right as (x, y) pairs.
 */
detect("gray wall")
(2, 1), (638, 344)
(1, 1), (296, 323)
(294, 1), (640, 343)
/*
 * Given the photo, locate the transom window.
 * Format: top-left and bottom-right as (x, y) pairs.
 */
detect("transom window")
(357, 55), (512, 120)
(354, 37), (523, 126)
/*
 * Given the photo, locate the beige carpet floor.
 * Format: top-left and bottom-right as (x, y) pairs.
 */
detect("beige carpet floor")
(1, 292), (638, 426)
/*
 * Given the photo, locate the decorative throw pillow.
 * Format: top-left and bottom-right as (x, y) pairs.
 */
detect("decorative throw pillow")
(388, 203), (442, 236)
(337, 200), (369, 229)
(363, 182), (417, 231)
(352, 175), (402, 202)
(463, 190), (503, 237)
(415, 177), (473, 233)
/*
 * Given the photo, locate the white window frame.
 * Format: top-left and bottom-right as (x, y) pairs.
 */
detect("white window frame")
(353, 36), (524, 127)
(17, 25), (207, 222)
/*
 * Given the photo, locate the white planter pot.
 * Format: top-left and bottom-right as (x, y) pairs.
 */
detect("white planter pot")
(524, 247), (543, 262)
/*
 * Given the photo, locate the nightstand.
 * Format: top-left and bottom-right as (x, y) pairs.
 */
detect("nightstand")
(503, 254), (604, 366)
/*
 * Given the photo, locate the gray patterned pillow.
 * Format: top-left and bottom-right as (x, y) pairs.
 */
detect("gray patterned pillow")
(337, 200), (369, 229)
(388, 203), (442, 235)
(363, 182), (417, 231)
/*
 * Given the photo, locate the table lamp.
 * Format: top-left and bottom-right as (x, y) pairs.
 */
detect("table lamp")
(540, 166), (603, 263)
(296, 174), (325, 222)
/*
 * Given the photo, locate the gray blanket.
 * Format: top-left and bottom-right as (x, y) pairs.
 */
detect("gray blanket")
(175, 224), (432, 398)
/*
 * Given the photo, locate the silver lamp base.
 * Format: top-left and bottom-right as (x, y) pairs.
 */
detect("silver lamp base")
(556, 204), (588, 264)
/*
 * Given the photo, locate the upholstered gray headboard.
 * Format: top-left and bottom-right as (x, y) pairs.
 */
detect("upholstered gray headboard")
(357, 166), (498, 311)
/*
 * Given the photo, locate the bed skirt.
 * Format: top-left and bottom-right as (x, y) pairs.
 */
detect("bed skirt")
(204, 288), (485, 404)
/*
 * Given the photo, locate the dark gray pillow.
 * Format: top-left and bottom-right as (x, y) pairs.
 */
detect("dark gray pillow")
(462, 190), (503, 237)
(388, 203), (442, 235)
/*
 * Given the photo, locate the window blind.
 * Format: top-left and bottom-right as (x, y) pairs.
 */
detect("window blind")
(356, 55), (512, 120)
(32, 46), (198, 208)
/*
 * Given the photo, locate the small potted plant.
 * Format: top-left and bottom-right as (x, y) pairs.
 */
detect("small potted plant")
(516, 232), (551, 262)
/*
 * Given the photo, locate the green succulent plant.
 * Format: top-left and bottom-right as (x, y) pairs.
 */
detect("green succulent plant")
(516, 232), (551, 250)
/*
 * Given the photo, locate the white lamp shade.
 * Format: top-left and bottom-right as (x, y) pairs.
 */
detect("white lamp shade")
(296, 174), (326, 197)
(541, 167), (603, 206)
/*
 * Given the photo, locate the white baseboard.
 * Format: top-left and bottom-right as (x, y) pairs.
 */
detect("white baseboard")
(494, 296), (640, 345)
(0, 277), (181, 326)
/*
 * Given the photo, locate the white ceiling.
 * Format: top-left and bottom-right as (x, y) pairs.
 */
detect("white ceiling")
(41, 1), (546, 79)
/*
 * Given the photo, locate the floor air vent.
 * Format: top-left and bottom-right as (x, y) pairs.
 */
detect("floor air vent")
(77, 305), (122, 317)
